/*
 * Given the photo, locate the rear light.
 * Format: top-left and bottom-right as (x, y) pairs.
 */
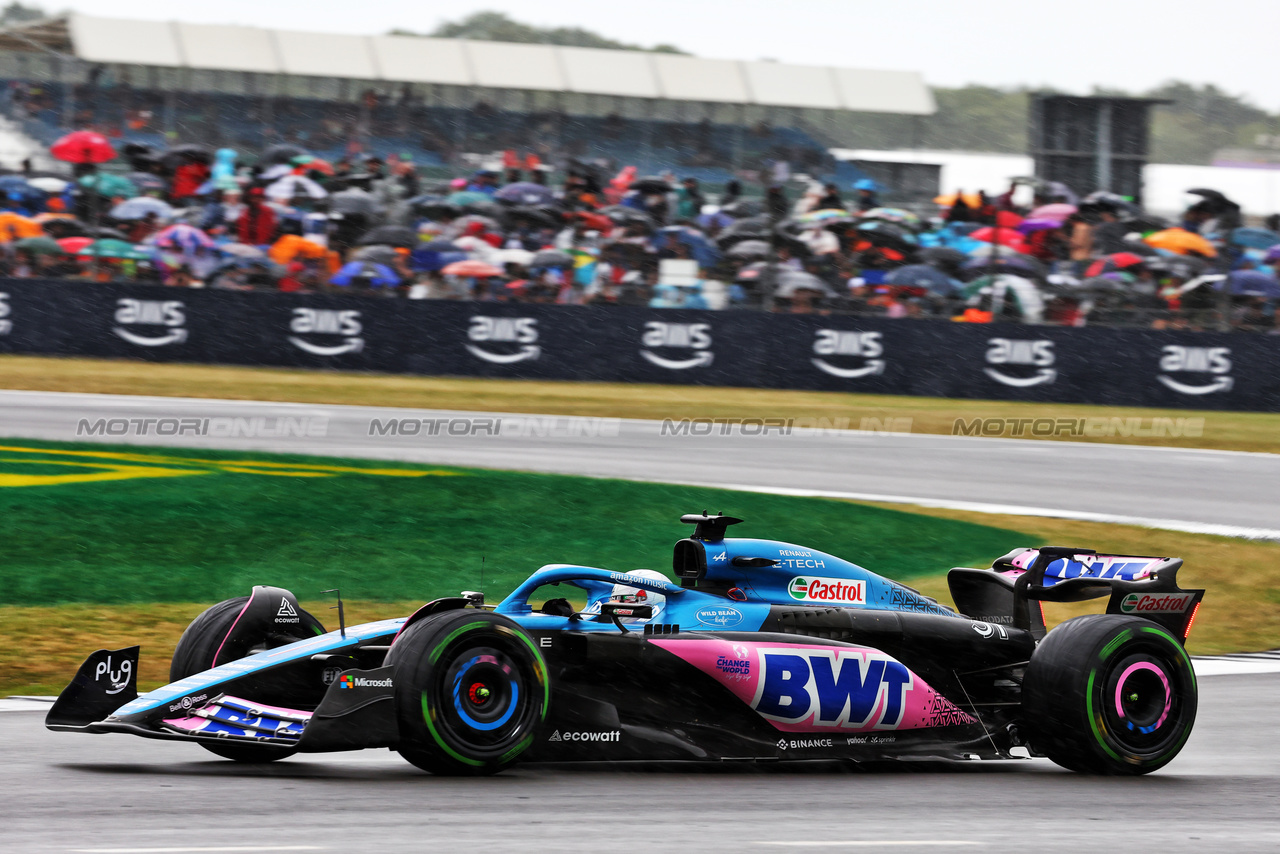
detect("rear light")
(1183, 601), (1201, 641)
(1038, 601), (1046, 627)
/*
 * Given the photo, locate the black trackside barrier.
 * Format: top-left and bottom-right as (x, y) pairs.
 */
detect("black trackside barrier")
(1, 278), (1278, 412)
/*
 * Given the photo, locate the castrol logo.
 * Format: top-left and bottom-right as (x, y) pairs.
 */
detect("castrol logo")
(1120, 593), (1194, 614)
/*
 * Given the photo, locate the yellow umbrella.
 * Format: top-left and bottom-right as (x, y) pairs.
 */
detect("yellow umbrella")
(934, 192), (984, 208)
(1144, 228), (1217, 258)
(0, 211), (43, 241)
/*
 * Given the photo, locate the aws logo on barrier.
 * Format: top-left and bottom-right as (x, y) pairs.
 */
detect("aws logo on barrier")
(641, 321), (713, 369)
(288, 308), (364, 356)
(1158, 345), (1232, 395)
(984, 338), (1056, 387)
(466, 316), (540, 363)
(113, 299), (187, 347)
(811, 329), (884, 378)
(753, 649), (912, 729)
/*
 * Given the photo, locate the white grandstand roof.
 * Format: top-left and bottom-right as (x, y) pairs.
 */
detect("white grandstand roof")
(41, 14), (935, 115)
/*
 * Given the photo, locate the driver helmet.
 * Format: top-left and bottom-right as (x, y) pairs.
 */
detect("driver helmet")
(606, 569), (668, 621)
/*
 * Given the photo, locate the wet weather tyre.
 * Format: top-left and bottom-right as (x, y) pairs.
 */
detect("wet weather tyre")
(386, 610), (549, 776)
(169, 596), (325, 763)
(1022, 615), (1197, 775)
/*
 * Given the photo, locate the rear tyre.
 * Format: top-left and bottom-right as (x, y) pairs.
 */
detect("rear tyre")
(1022, 615), (1197, 775)
(387, 610), (549, 776)
(170, 596), (325, 763)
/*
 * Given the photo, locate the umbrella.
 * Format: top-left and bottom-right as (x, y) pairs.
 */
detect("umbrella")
(452, 214), (501, 233)
(962, 255), (1047, 279)
(1028, 203), (1077, 221)
(352, 245), (401, 266)
(447, 190), (494, 208)
(1017, 217), (1063, 235)
(80, 173), (138, 199)
(854, 220), (919, 253)
(330, 188), (378, 216)
(421, 239), (461, 253)
(0, 175), (43, 205)
(734, 261), (768, 282)
(885, 264), (961, 295)
(720, 199), (763, 218)
(496, 247), (534, 266)
(962, 273), (1045, 322)
(774, 270), (836, 299)
(331, 260), (400, 288)
(797, 208), (855, 225)
(220, 243), (266, 259)
(1226, 270), (1280, 298)
(934, 192), (983, 208)
(265, 174), (327, 201)
(859, 207), (922, 229)
(262, 144), (309, 165)
(269, 235), (330, 265)
(442, 259), (503, 277)
(969, 227), (1030, 251)
(0, 211), (43, 240)
(154, 223), (215, 253)
(126, 172), (168, 193)
(1231, 227), (1280, 250)
(727, 239), (772, 259)
(76, 238), (151, 260)
(494, 182), (556, 205)
(56, 236), (93, 254)
(109, 197), (174, 221)
(921, 246), (969, 271)
(600, 205), (653, 226)
(505, 205), (562, 228)
(358, 225), (418, 249)
(659, 225), (721, 267)
(1083, 252), (1148, 277)
(531, 250), (574, 268)
(89, 226), (131, 241)
(715, 215), (772, 248)
(13, 236), (64, 256)
(51, 131), (116, 164)
(26, 176), (68, 193)
(161, 144), (214, 166)
(1148, 255), (1208, 280)
(631, 176), (672, 194)
(1144, 228), (1217, 258)
(259, 163), (294, 181)
(1187, 188), (1236, 214)
(967, 242), (1032, 261)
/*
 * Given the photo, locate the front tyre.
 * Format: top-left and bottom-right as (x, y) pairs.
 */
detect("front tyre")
(1022, 615), (1197, 775)
(386, 610), (549, 776)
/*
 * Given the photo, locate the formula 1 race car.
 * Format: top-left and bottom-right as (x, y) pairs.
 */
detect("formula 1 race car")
(48, 513), (1204, 776)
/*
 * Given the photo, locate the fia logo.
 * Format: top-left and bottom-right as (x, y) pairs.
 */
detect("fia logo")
(113, 299), (187, 347)
(288, 308), (363, 355)
(466, 316), (540, 363)
(1158, 346), (1233, 395)
(811, 330), (884, 378)
(752, 649), (912, 729)
(94, 653), (133, 695)
(640, 322), (713, 369)
(984, 338), (1056, 387)
(0, 292), (10, 335)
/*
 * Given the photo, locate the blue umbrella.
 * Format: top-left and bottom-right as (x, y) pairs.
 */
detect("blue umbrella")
(886, 264), (962, 295)
(494, 182), (555, 205)
(1230, 227), (1280, 250)
(0, 175), (43, 209)
(657, 226), (721, 267)
(331, 261), (399, 288)
(1225, 269), (1280, 298)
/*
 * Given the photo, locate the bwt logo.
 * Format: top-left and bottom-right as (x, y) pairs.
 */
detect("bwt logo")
(640, 321), (713, 369)
(289, 308), (364, 356)
(984, 338), (1056, 387)
(752, 650), (913, 729)
(113, 299), (187, 347)
(811, 330), (884, 379)
(1158, 345), (1233, 395)
(466, 316), (540, 363)
(0, 292), (10, 335)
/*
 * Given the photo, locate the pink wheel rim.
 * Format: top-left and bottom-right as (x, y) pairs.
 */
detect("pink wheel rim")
(1114, 661), (1171, 730)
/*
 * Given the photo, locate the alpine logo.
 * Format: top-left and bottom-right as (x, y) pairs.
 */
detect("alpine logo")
(984, 338), (1056, 387)
(466, 316), (540, 363)
(787, 576), (865, 605)
(288, 308), (364, 355)
(640, 321), (713, 369)
(811, 329), (885, 379)
(0, 292), (10, 335)
(275, 598), (301, 624)
(1119, 592), (1195, 614)
(753, 649), (912, 729)
(547, 730), (621, 742)
(113, 299), (187, 347)
(1158, 345), (1233, 395)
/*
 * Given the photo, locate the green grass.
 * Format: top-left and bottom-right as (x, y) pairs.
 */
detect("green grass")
(3, 354), (1278, 453)
(0, 439), (1025, 606)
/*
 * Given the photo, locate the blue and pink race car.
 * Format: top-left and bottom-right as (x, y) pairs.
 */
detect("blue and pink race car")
(48, 513), (1204, 775)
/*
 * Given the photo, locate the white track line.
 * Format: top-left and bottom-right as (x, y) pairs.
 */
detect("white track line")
(753, 843), (978, 848)
(68, 847), (324, 853)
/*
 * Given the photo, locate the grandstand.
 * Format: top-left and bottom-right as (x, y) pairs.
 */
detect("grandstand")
(0, 13), (934, 181)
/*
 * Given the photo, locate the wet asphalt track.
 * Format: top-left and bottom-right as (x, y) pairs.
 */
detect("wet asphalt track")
(3, 389), (1279, 851)
(3, 673), (1278, 853)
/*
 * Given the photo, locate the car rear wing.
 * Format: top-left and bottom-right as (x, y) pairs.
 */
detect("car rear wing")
(948, 547), (1204, 644)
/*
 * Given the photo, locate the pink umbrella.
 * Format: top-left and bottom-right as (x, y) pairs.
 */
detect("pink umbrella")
(1028, 203), (1077, 222)
(1017, 217), (1064, 234)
